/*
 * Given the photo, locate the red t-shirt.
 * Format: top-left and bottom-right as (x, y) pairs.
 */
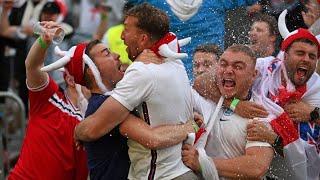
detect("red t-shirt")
(9, 77), (88, 180)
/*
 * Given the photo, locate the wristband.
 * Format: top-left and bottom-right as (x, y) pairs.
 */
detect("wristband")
(230, 98), (240, 111)
(38, 37), (49, 49)
(191, 121), (199, 133)
(101, 14), (108, 20)
(197, 166), (202, 174)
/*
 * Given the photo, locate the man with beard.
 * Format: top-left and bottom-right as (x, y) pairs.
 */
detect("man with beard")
(194, 10), (320, 179)
(125, 0), (259, 81)
(43, 39), (197, 179)
(247, 10), (320, 179)
(74, 3), (199, 179)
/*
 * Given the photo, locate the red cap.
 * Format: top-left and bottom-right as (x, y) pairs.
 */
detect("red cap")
(64, 42), (88, 85)
(281, 28), (320, 57)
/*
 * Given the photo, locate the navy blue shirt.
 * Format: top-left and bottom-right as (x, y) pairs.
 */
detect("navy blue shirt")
(84, 93), (130, 180)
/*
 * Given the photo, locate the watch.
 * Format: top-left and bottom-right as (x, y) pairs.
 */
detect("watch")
(272, 135), (283, 148)
(310, 107), (320, 122)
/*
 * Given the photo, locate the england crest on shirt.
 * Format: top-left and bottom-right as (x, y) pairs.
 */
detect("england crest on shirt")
(224, 108), (234, 116)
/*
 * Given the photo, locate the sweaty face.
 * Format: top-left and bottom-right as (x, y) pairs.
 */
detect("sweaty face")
(217, 50), (256, 100)
(284, 41), (318, 86)
(121, 16), (143, 61)
(249, 21), (275, 54)
(90, 43), (124, 88)
(193, 52), (217, 78)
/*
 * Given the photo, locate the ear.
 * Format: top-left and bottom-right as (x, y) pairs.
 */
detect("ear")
(252, 69), (257, 81)
(270, 34), (277, 43)
(86, 67), (93, 76)
(140, 33), (151, 46)
(65, 75), (76, 88)
(283, 52), (287, 63)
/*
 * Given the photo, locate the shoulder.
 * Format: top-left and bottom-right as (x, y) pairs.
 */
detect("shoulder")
(88, 94), (109, 104)
(28, 77), (59, 99)
(125, 62), (154, 79)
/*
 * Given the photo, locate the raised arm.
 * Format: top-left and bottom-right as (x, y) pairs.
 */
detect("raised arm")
(92, 3), (109, 41)
(119, 114), (196, 149)
(0, 1), (16, 38)
(25, 21), (60, 88)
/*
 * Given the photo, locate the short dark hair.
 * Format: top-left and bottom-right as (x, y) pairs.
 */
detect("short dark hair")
(83, 39), (102, 89)
(226, 44), (257, 67)
(285, 38), (318, 54)
(194, 43), (223, 60)
(41, 2), (61, 14)
(123, 2), (134, 14)
(252, 13), (278, 36)
(125, 3), (170, 43)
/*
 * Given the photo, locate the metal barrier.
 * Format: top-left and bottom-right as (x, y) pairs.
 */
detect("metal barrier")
(0, 91), (26, 179)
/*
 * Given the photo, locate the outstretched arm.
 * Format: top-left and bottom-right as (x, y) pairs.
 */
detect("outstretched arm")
(193, 72), (220, 103)
(213, 146), (274, 179)
(120, 114), (196, 149)
(182, 144), (273, 179)
(193, 72), (268, 119)
(74, 96), (130, 141)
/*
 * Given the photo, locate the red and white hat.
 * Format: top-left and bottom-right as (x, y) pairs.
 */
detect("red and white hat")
(278, 10), (320, 57)
(150, 32), (191, 60)
(41, 43), (108, 93)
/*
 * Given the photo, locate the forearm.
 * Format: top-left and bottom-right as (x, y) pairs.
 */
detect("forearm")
(193, 72), (220, 102)
(25, 37), (50, 87)
(92, 16), (108, 40)
(26, 37), (48, 69)
(213, 147), (273, 179)
(75, 97), (130, 141)
(120, 115), (195, 149)
(74, 117), (101, 142)
(0, 8), (15, 37)
(146, 122), (194, 149)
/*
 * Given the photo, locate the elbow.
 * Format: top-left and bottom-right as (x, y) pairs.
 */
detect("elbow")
(83, 128), (100, 142)
(76, 124), (102, 142)
(250, 164), (269, 180)
(144, 142), (159, 150)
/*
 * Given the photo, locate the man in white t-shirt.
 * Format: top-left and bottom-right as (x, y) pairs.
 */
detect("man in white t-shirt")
(183, 45), (274, 179)
(74, 3), (198, 179)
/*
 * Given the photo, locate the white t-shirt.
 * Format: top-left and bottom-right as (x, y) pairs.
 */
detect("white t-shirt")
(192, 89), (271, 180)
(112, 60), (193, 179)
